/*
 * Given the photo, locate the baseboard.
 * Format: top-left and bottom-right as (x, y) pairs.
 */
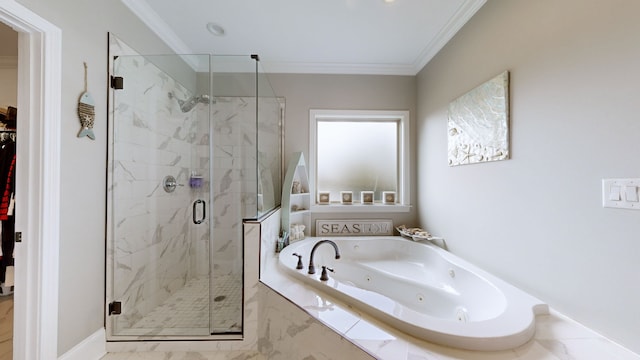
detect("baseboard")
(58, 328), (106, 360)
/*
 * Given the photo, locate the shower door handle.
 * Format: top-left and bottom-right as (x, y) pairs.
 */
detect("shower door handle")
(193, 199), (206, 224)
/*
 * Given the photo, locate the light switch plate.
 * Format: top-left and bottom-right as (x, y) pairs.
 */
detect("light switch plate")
(625, 185), (639, 202)
(603, 178), (640, 209)
(608, 185), (621, 201)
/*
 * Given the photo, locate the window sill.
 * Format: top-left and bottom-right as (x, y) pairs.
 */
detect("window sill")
(311, 203), (412, 213)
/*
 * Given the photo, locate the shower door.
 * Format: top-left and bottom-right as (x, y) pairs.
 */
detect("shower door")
(108, 54), (213, 337)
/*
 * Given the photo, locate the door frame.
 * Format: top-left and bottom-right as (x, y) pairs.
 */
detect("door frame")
(0, 1), (61, 359)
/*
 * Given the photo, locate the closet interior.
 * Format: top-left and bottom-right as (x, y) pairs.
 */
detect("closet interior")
(0, 20), (18, 360)
(0, 105), (15, 297)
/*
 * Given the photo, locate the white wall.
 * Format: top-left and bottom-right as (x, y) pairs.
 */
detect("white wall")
(13, 0), (176, 355)
(267, 74), (418, 233)
(416, 0), (640, 353)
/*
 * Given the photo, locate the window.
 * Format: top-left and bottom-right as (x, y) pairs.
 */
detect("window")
(309, 109), (410, 212)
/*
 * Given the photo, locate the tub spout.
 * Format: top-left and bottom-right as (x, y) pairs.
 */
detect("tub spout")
(308, 239), (341, 275)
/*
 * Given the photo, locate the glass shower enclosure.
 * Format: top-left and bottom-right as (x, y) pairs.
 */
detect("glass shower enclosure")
(106, 36), (281, 340)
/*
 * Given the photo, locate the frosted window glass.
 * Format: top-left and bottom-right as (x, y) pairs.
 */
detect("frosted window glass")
(317, 121), (397, 201)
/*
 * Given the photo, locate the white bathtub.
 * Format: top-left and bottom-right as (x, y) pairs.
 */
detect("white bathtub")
(279, 236), (549, 351)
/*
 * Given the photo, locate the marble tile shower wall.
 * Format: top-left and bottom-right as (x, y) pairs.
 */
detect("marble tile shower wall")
(207, 96), (282, 276)
(257, 98), (283, 214)
(208, 96), (255, 276)
(108, 35), (283, 339)
(111, 55), (203, 329)
(191, 104), (211, 278)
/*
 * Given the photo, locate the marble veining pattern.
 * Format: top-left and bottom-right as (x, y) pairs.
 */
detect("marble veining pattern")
(101, 351), (265, 360)
(258, 210), (640, 359)
(106, 36), (221, 340)
(105, 220), (260, 352)
(257, 283), (375, 360)
(107, 34), (281, 342)
(103, 209), (640, 358)
(110, 52), (201, 332)
(209, 97), (253, 277)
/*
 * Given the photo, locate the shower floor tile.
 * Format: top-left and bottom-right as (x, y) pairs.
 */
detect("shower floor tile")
(130, 274), (242, 335)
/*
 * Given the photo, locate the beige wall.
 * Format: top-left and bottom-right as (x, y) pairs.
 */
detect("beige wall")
(11, 0), (176, 355)
(0, 21), (17, 56)
(8, 0), (640, 355)
(416, 0), (640, 353)
(267, 73), (418, 233)
(0, 65), (17, 109)
(0, 22), (17, 109)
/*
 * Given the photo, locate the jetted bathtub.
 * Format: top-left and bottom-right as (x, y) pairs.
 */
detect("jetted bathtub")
(279, 236), (549, 351)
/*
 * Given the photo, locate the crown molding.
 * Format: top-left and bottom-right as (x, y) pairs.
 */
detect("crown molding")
(261, 61), (418, 76)
(120, 0), (201, 70)
(412, 0), (487, 74)
(122, 0), (486, 75)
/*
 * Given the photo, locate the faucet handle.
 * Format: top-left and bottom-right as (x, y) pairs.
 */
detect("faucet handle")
(292, 253), (304, 270)
(320, 266), (334, 281)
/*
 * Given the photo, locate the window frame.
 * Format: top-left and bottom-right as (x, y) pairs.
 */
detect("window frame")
(309, 109), (411, 213)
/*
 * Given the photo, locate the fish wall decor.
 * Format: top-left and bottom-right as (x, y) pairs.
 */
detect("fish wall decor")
(77, 62), (96, 140)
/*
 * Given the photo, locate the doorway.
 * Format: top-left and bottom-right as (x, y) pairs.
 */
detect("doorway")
(0, 21), (17, 360)
(0, 2), (62, 359)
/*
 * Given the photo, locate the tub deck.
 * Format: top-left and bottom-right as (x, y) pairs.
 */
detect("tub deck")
(261, 236), (640, 359)
(279, 236), (545, 350)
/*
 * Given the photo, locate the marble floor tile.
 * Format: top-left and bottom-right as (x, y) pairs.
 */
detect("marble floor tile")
(101, 351), (265, 360)
(537, 338), (640, 360)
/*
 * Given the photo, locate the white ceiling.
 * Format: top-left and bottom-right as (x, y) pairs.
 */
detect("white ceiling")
(123, 0), (486, 75)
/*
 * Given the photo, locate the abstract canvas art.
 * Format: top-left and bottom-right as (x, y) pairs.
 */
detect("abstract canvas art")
(448, 71), (510, 166)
